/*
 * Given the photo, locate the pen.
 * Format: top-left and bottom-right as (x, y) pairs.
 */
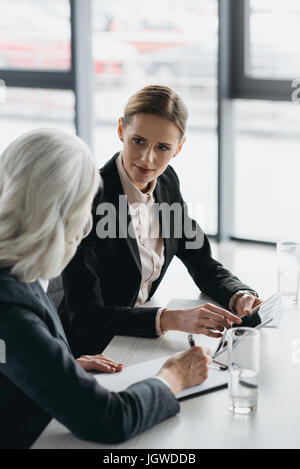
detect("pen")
(188, 333), (195, 347)
(188, 333), (229, 370)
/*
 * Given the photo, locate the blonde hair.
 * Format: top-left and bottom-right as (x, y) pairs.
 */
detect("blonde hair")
(0, 128), (100, 282)
(123, 84), (188, 138)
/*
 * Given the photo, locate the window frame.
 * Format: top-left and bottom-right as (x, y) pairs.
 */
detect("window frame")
(217, 0), (295, 243)
(0, 0), (93, 147)
(0, 0), (294, 244)
(230, 0), (293, 102)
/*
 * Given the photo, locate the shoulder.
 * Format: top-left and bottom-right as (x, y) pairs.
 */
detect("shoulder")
(0, 268), (48, 322)
(158, 164), (180, 188)
(92, 153), (122, 205)
(99, 153), (120, 180)
(0, 271), (59, 353)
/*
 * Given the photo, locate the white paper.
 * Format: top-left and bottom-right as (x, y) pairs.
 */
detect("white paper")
(94, 355), (228, 400)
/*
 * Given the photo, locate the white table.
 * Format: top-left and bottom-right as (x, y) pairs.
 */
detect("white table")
(32, 245), (300, 449)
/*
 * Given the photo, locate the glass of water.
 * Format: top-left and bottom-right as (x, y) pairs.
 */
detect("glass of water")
(227, 327), (260, 415)
(277, 241), (300, 304)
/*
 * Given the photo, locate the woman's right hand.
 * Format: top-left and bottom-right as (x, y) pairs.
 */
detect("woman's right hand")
(156, 346), (212, 395)
(160, 303), (242, 338)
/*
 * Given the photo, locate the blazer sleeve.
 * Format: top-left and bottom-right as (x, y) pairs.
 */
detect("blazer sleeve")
(0, 305), (179, 444)
(169, 168), (257, 308)
(60, 242), (160, 357)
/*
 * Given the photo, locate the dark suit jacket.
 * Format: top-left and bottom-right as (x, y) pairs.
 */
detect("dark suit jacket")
(0, 267), (179, 449)
(59, 153), (255, 357)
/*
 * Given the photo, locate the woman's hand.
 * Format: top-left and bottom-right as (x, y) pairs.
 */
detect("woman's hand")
(235, 294), (263, 317)
(160, 303), (242, 338)
(76, 354), (124, 373)
(156, 346), (212, 395)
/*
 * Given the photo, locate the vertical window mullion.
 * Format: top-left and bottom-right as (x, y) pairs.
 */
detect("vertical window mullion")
(70, 0), (93, 149)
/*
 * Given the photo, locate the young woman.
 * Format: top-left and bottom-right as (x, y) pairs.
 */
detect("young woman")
(0, 129), (212, 449)
(59, 85), (259, 357)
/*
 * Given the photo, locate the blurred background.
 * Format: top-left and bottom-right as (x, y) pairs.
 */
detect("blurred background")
(0, 0), (299, 243)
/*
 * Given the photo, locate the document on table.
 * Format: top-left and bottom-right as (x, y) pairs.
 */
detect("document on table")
(94, 355), (228, 401)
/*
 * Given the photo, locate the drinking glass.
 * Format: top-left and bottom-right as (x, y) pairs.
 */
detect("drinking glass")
(227, 327), (260, 415)
(277, 241), (300, 304)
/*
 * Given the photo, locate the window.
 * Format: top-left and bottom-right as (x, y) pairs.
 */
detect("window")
(0, 87), (75, 155)
(248, 0), (300, 80)
(229, 0), (300, 243)
(0, 0), (71, 71)
(0, 0), (74, 155)
(234, 99), (300, 242)
(1, 0), (297, 243)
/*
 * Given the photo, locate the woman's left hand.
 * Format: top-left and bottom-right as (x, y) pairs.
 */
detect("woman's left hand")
(235, 294), (263, 317)
(76, 354), (124, 373)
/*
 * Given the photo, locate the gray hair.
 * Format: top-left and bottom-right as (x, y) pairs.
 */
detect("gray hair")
(0, 128), (100, 282)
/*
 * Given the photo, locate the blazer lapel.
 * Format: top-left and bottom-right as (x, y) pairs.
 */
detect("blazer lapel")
(100, 154), (142, 274)
(32, 282), (72, 352)
(153, 177), (173, 277)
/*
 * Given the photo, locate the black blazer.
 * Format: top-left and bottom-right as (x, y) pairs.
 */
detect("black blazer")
(0, 267), (179, 449)
(59, 153), (254, 357)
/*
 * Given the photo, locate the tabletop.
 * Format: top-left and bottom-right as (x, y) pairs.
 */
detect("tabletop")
(32, 245), (300, 449)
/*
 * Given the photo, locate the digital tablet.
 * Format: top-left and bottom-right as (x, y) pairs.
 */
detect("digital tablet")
(213, 291), (282, 359)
